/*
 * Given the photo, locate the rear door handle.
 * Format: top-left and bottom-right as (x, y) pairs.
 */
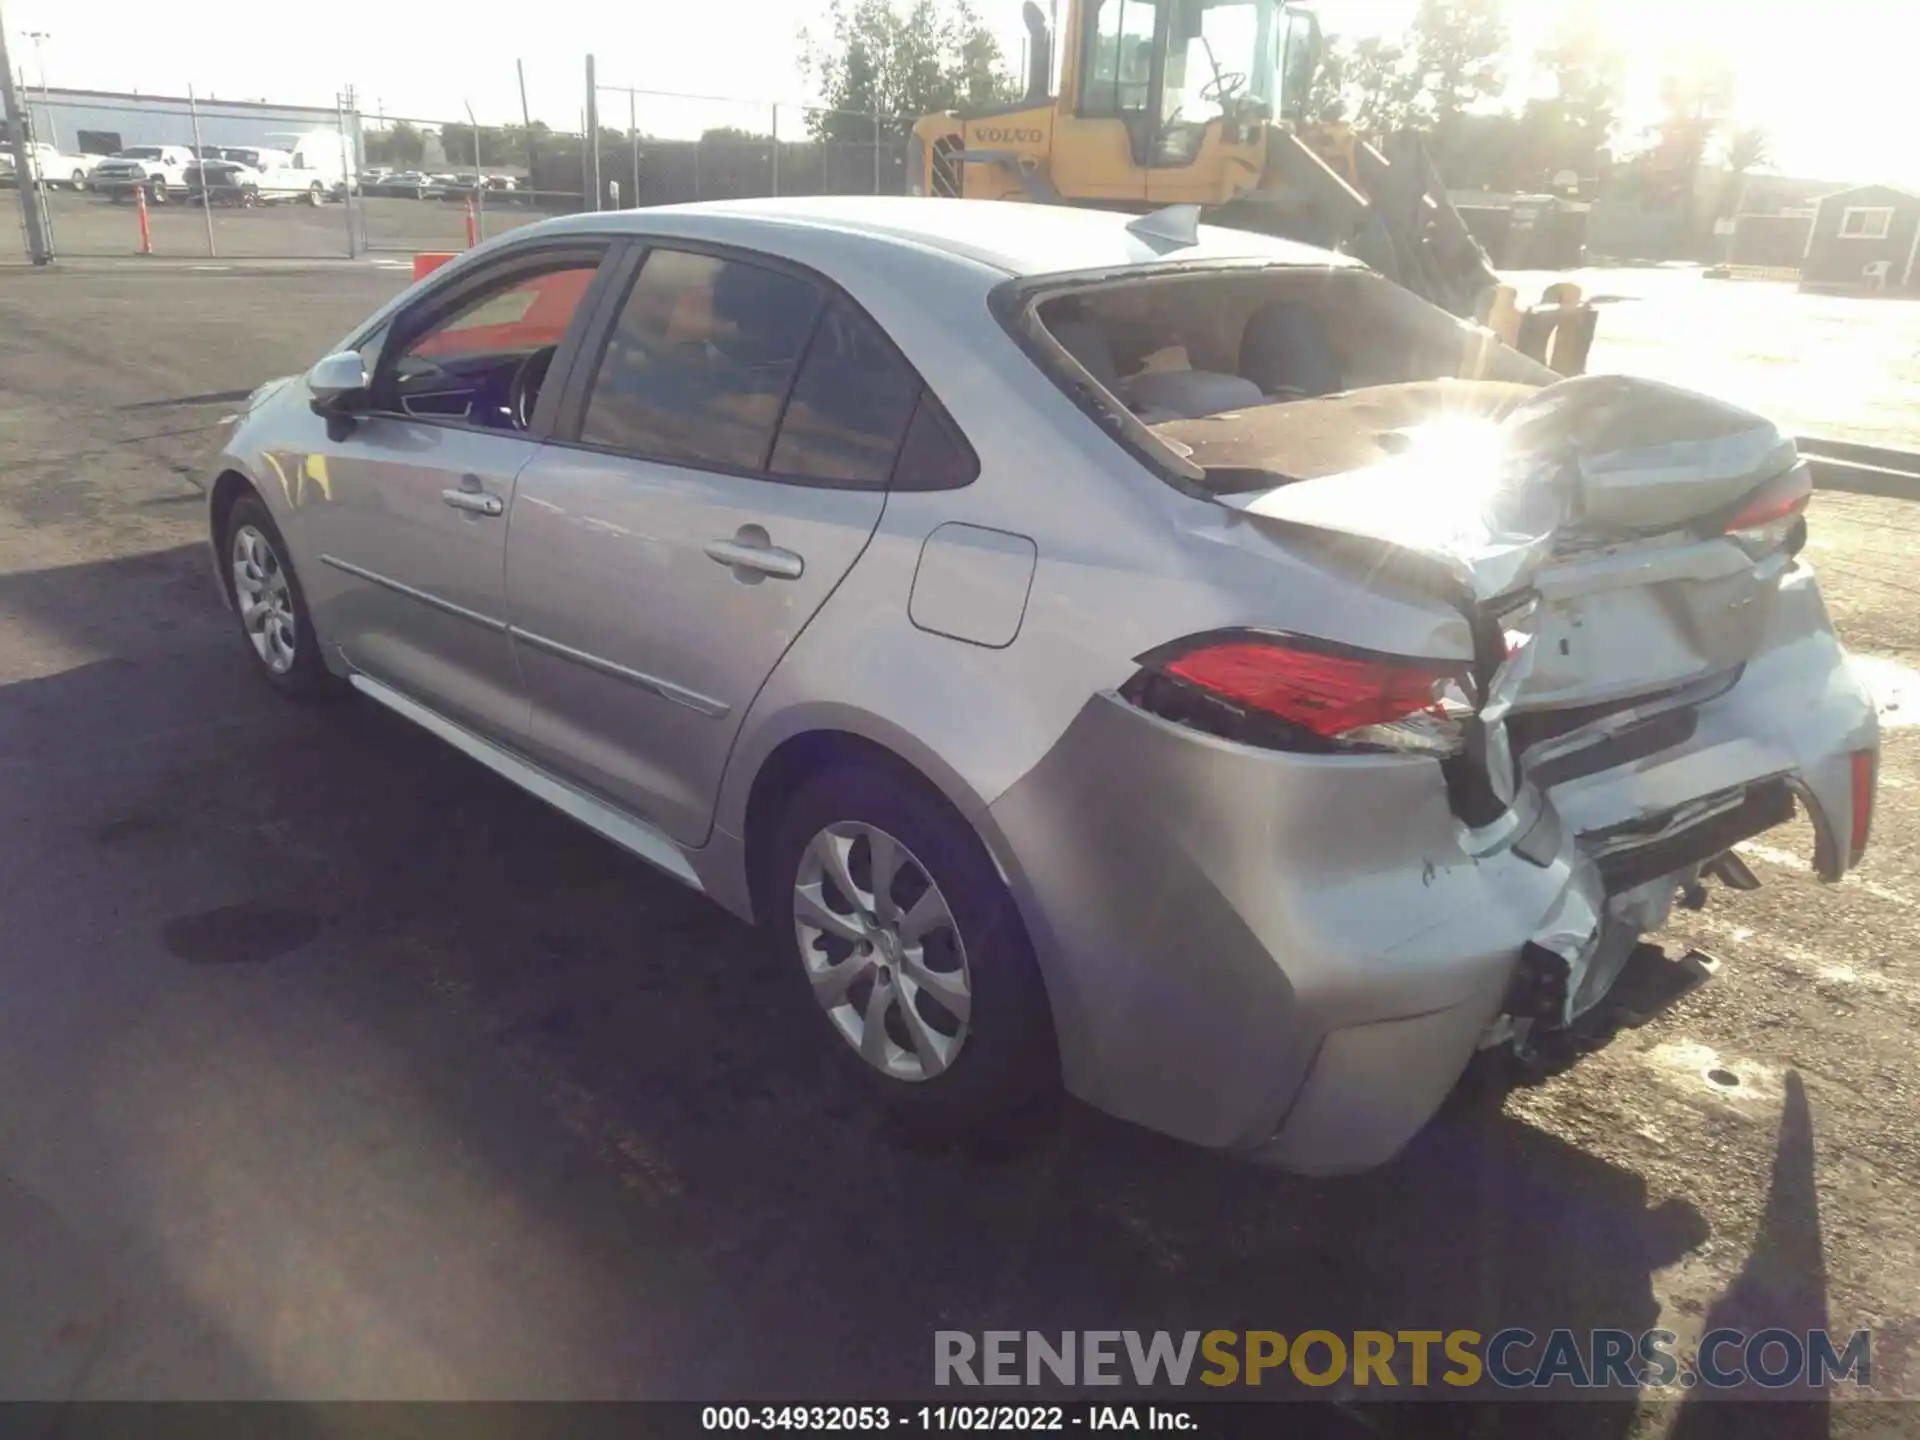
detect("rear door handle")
(704, 536), (805, 581)
(442, 478), (504, 517)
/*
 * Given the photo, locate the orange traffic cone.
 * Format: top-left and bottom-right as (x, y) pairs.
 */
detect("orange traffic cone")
(136, 184), (153, 256)
(464, 195), (478, 249)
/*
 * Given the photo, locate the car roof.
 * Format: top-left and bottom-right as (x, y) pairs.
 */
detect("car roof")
(542, 195), (1353, 280)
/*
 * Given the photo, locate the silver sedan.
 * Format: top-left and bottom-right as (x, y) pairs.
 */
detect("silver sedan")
(205, 197), (1878, 1173)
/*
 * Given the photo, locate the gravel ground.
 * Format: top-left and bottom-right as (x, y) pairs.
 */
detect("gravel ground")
(0, 265), (1914, 1435)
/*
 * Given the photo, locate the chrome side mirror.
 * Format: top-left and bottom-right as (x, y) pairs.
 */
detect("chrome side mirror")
(308, 351), (369, 415)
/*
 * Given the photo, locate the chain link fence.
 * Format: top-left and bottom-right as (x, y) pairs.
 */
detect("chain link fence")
(3, 72), (919, 265)
(589, 86), (909, 210)
(355, 108), (587, 254)
(4, 90), (362, 260)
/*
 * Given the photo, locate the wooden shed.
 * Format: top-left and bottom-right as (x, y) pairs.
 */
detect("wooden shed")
(1798, 184), (1920, 293)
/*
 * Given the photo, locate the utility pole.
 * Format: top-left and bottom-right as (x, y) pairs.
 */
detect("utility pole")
(583, 54), (601, 211)
(0, 7), (54, 264)
(516, 59), (537, 191)
(24, 28), (50, 146)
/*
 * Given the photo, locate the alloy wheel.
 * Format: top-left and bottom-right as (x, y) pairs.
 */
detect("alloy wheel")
(792, 821), (973, 1082)
(231, 524), (297, 674)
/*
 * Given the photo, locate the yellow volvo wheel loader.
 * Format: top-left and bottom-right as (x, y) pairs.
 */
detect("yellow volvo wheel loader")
(909, 0), (1598, 374)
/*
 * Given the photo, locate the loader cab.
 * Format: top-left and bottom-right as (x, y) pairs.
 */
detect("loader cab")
(1071, 0), (1318, 172)
(912, 0), (1319, 207)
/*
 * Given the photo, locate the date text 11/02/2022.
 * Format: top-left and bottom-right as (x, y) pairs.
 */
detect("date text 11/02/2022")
(703, 1408), (1195, 1431)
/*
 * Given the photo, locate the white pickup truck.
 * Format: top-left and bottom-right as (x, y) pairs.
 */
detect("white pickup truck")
(0, 141), (94, 190)
(89, 145), (197, 203)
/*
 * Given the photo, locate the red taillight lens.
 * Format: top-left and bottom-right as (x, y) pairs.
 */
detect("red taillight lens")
(1849, 748), (1875, 865)
(1145, 634), (1472, 756)
(1726, 464), (1813, 533)
(1165, 643), (1441, 736)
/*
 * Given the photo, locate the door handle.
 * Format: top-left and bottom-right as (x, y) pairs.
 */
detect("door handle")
(442, 484), (504, 517)
(704, 535), (804, 581)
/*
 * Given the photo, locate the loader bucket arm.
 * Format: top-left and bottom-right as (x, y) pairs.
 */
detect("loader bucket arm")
(1355, 131), (1505, 320)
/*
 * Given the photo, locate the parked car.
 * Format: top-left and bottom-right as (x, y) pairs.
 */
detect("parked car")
(185, 157), (265, 206)
(90, 145), (195, 203)
(376, 169), (431, 199)
(201, 197), (1878, 1174)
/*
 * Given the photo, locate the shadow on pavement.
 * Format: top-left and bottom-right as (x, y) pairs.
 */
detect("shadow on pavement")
(0, 545), (1743, 1425)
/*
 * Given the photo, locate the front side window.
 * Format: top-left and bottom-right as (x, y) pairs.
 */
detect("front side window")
(375, 256), (602, 430)
(579, 248), (825, 472)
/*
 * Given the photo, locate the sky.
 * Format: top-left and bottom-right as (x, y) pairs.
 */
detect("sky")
(6, 0), (1920, 188)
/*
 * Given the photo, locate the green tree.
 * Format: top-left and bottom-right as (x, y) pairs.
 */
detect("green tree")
(1303, 37), (1348, 123)
(1637, 49), (1736, 203)
(1716, 125), (1771, 218)
(1516, 0), (1625, 188)
(366, 119), (427, 167)
(800, 0), (1020, 142)
(1724, 126), (1770, 176)
(1344, 36), (1420, 139)
(1406, 0), (1507, 129)
(440, 122), (508, 169)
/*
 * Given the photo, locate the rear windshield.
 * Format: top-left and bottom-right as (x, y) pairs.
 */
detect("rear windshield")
(1006, 263), (1555, 493)
(119, 147), (164, 159)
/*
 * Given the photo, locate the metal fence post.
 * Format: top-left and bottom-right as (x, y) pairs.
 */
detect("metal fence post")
(771, 103), (780, 197)
(466, 100), (486, 240)
(584, 54), (602, 210)
(872, 109), (882, 195)
(186, 84), (217, 257)
(0, 18), (53, 264)
(338, 95), (359, 258)
(630, 88), (640, 207)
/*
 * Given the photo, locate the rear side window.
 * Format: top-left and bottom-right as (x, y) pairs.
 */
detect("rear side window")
(769, 299), (920, 486)
(580, 247), (825, 472)
(891, 393), (979, 491)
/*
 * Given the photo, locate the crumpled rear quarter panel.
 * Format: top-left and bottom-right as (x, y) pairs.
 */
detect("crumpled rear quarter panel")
(989, 691), (1579, 1153)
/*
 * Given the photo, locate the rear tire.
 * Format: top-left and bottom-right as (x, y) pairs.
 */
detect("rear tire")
(222, 494), (342, 701)
(767, 763), (1057, 1132)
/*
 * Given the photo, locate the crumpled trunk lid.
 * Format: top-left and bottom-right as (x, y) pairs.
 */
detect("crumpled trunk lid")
(1210, 373), (1805, 705)
(1213, 370), (1822, 869)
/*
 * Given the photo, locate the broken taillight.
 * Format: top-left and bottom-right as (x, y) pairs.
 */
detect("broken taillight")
(1849, 748), (1876, 865)
(1724, 462), (1813, 556)
(1128, 631), (1474, 757)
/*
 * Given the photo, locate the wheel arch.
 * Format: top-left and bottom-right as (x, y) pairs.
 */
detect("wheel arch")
(207, 468), (262, 606)
(734, 717), (1068, 1087)
(738, 719), (1009, 928)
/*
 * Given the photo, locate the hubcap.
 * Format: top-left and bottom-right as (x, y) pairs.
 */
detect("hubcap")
(792, 821), (972, 1082)
(231, 524), (297, 674)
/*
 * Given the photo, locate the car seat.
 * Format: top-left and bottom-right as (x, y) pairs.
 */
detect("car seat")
(1239, 301), (1344, 398)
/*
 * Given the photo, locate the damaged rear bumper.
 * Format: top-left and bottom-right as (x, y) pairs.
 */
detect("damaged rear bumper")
(986, 589), (1876, 1175)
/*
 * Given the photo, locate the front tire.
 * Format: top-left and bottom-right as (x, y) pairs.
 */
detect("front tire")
(308, 181), (325, 206)
(223, 494), (341, 700)
(147, 178), (168, 205)
(768, 763), (1057, 1129)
